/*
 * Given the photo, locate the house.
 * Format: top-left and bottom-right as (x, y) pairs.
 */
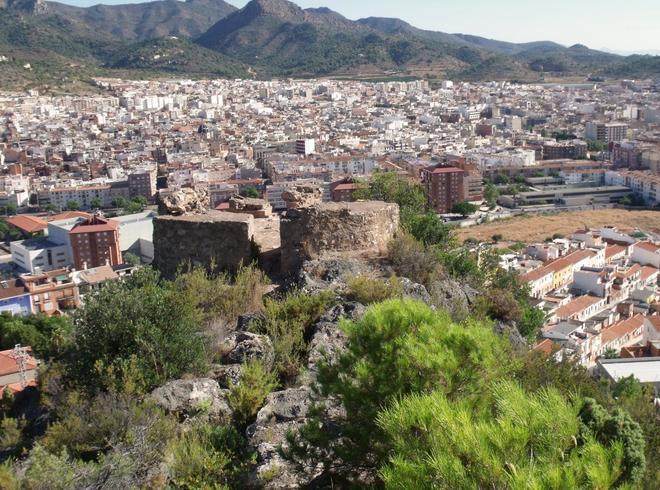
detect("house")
(5, 215), (48, 238)
(553, 295), (607, 322)
(521, 266), (554, 299)
(21, 269), (80, 315)
(598, 315), (646, 356)
(0, 346), (39, 395)
(546, 248), (605, 290)
(631, 241), (660, 268)
(0, 278), (31, 316)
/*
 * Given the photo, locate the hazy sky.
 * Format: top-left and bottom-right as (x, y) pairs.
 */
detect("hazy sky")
(59, 0), (660, 54)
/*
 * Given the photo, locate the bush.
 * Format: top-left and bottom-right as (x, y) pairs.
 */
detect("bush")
(402, 211), (455, 248)
(170, 424), (252, 489)
(0, 313), (72, 360)
(474, 288), (522, 323)
(66, 267), (208, 393)
(579, 398), (646, 486)
(176, 263), (270, 324)
(41, 390), (172, 459)
(228, 360), (278, 426)
(378, 382), (627, 489)
(346, 276), (403, 304)
(387, 234), (441, 287)
(251, 290), (335, 384)
(286, 300), (510, 480)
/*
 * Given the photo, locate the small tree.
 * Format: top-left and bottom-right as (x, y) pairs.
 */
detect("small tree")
(451, 201), (478, 216)
(65, 200), (80, 211)
(5, 204), (17, 216)
(90, 197), (103, 209)
(240, 186), (259, 199)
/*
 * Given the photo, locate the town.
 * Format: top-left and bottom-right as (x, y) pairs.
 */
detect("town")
(0, 75), (659, 487)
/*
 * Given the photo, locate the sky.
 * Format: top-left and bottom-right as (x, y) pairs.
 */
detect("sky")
(58, 0), (660, 54)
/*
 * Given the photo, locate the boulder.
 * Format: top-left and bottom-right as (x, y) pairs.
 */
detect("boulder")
(206, 363), (242, 388)
(428, 277), (479, 321)
(399, 277), (432, 304)
(246, 388), (319, 488)
(307, 302), (365, 377)
(218, 331), (274, 369)
(158, 187), (209, 216)
(254, 387), (313, 425)
(150, 378), (232, 421)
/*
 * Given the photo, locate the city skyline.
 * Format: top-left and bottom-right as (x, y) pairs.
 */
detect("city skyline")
(56, 0), (660, 54)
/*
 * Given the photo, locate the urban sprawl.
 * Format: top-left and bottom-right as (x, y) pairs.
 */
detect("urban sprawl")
(1, 76), (659, 399)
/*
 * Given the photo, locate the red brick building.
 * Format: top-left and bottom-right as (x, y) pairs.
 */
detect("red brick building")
(69, 215), (122, 270)
(421, 165), (466, 213)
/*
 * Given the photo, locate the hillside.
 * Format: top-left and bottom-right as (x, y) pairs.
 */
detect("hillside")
(47, 0), (237, 41)
(196, 0), (488, 77)
(0, 0), (659, 86)
(110, 36), (249, 78)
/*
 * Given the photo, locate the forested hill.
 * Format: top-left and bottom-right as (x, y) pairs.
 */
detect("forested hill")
(0, 0), (658, 89)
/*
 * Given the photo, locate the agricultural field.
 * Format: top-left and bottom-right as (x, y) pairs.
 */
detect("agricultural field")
(456, 209), (660, 244)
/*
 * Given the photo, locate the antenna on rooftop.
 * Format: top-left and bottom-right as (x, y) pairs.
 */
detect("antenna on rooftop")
(13, 344), (29, 388)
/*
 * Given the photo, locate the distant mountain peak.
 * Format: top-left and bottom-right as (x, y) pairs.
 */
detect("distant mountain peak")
(245, 0), (303, 18)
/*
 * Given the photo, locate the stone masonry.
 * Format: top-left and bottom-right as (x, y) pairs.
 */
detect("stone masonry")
(153, 211), (255, 279)
(280, 201), (400, 275)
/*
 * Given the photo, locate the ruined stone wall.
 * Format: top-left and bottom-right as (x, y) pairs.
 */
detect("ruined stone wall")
(153, 211), (255, 279)
(280, 201), (399, 275)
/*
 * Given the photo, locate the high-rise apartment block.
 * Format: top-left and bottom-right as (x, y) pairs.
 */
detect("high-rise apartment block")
(421, 166), (466, 213)
(69, 215), (122, 270)
(585, 122), (628, 143)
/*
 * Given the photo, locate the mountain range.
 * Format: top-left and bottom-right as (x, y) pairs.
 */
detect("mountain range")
(0, 0), (658, 90)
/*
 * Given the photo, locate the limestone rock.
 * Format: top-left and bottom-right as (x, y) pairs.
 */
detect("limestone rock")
(228, 195), (272, 218)
(307, 302), (365, 377)
(150, 378), (232, 421)
(218, 331), (274, 369)
(158, 187), (209, 216)
(206, 363), (242, 388)
(281, 184), (323, 209)
(399, 277), (432, 304)
(428, 277), (479, 321)
(246, 387), (319, 488)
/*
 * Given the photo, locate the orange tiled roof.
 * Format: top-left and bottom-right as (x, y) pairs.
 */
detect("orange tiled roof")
(601, 315), (645, 345)
(635, 241), (660, 253)
(545, 249), (596, 273)
(6, 215), (47, 234)
(555, 295), (602, 319)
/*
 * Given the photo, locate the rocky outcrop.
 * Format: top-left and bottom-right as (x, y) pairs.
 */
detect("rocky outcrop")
(218, 331), (274, 369)
(307, 302), (365, 378)
(206, 363), (243, 388)
(158, 187), (209, 215)
(228, 195), (273, 218)
(246, 387), (318, 488)
(281, 184), (323, 209)
(150, 378), (232, 422)
(428, 277), (479, 321)
(280, 201), (400, 276)
(152, 211), (256, 279)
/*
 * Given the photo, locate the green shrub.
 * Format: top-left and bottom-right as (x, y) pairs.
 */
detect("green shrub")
(387, 234), (441, 287)
(346, 276), (403, 304)
(170, 424), (252, 489)
(251, 290), (335, 384)
(66, 267), (208, 393)
(228, 360), (278, 426)
(176, 263), (270, 324)
(378, 382), (627, 489)
(286, 300), (510, 480)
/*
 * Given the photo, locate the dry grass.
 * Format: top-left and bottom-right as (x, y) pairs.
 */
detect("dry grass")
(457, 209), (660, 244)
